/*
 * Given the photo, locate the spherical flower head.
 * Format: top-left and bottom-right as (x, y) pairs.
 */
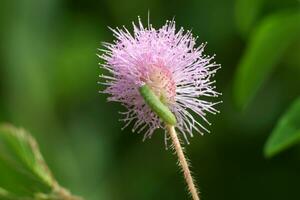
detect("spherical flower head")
(99, 18), (221, 143)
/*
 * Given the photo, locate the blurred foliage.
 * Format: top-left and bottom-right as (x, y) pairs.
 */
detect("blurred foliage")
(233, 0), (300, 157)
(235, 0), (264, 37)
(0, 124), (81, 200)
(0, 124), (52, 197)
(234, 10), (300, 110)
(264, 98), (300, 157)
(0, 0), (300, 200)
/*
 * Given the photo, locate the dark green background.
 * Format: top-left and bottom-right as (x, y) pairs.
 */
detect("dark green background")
(0, 0), (300, 199)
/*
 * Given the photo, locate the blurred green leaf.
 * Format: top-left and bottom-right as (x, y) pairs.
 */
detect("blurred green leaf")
(0, 124), (82, 200)
(0, 124), (53, 196)
(264, 98), (300, 158)
(235, 0), (264, 36)
(233, 10), (300, 110)
(0, 187), (20, 200)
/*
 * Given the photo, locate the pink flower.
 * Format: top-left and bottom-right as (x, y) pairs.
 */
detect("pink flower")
(99, 18), (221, 143)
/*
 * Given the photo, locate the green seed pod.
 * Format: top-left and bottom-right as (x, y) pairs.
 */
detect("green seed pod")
(139, 85), (177, 125)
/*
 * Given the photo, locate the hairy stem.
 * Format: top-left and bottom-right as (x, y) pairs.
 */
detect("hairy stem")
(166, 125), (200, 200)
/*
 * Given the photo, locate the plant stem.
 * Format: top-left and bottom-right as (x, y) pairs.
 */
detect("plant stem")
(166, 125), (200, 200)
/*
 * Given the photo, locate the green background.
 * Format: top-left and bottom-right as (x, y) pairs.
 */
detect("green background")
(0, 0), (300, 199)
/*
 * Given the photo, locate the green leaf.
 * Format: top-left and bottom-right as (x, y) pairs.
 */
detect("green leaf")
(235, 0), (264, 36)
(264, 98), (300, 158)
(0, 124), (54, 196)
(0, 124), (82, 200)
(234, 10), (300, 110)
